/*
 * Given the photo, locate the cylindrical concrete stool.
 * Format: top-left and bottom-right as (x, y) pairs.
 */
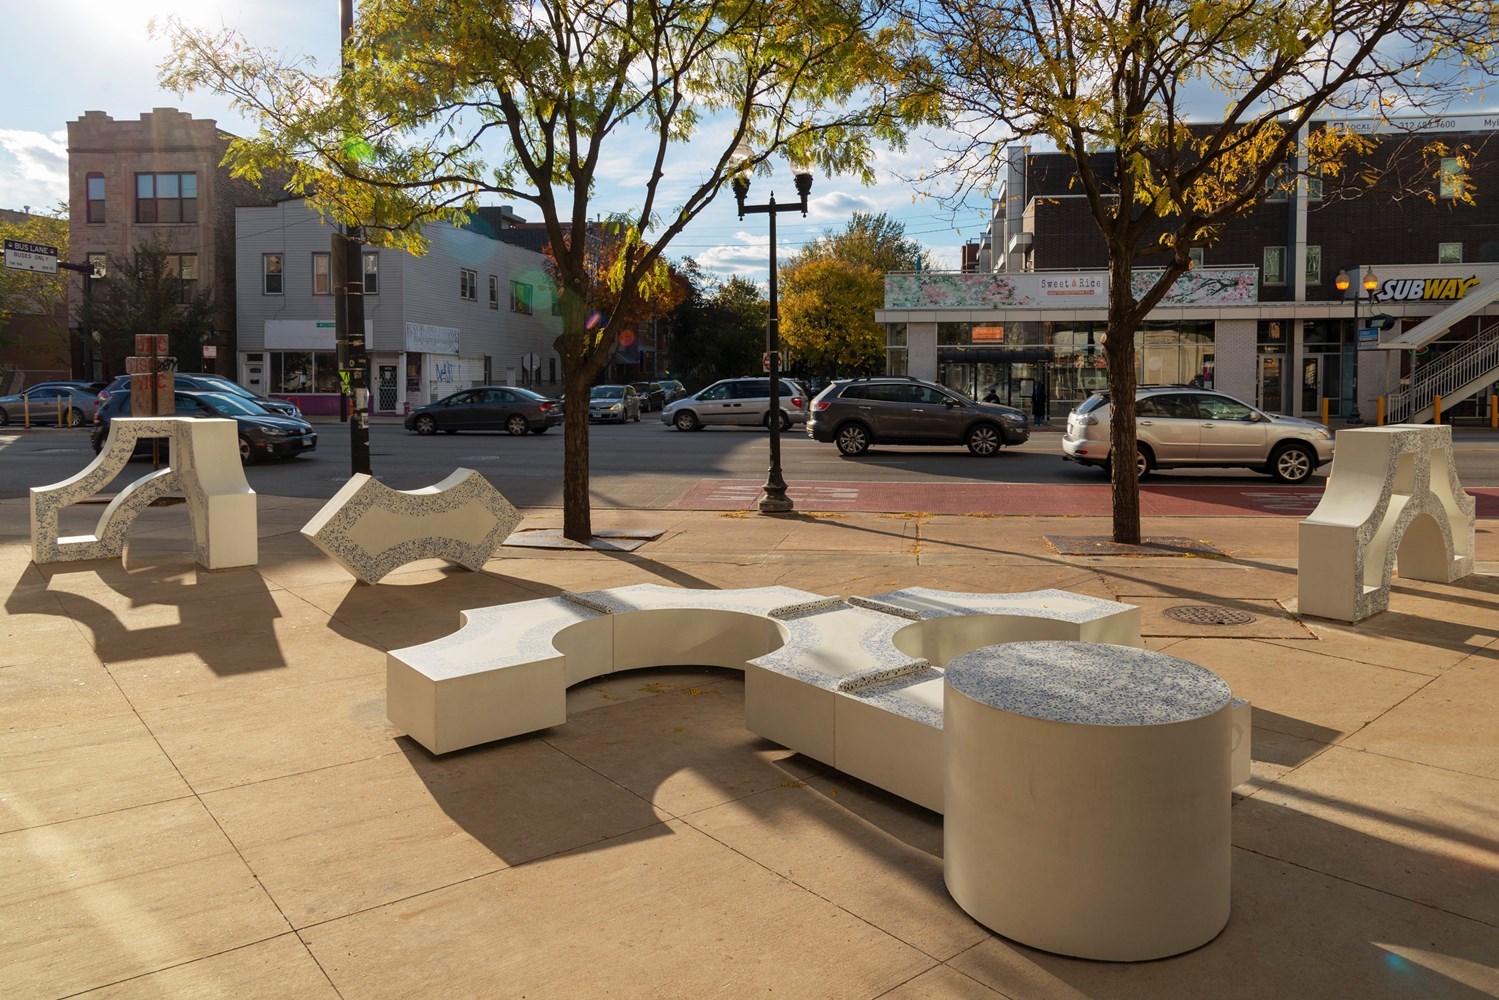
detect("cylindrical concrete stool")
(944, 641), (1232, 961)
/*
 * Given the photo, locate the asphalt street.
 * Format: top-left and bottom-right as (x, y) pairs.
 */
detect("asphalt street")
(5, 415), (1499, 510)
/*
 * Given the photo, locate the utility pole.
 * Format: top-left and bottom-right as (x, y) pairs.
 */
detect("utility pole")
(335, 0), (372, 475)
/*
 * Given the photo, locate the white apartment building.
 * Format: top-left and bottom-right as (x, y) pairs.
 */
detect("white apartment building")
(235, 198), (563, 416)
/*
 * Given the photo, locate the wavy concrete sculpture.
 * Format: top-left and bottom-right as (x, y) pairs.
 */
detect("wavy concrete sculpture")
(1298, 425), (1476, 622)
(387, 584), (1251, 960)
(302, 469), (520, 584)
(30, 417), (256, 569)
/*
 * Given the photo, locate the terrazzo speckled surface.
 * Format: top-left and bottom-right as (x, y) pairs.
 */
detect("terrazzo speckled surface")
(29, 417), (204, 564)
(388, 598), (605, 680)
(854, 587), (1135, 625)
(749, 602), (923, 690)
(1299, 425), (1477, 622)
(946, 641), (1231, 726)
(301, 469), (521, 584)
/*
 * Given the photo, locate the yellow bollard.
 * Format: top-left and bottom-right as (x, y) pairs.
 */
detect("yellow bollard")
(1433, 394), (1442, 425)
(1321, 398), (1329, 426)
(22, 395), (29, 428)
(1377, 396), (1385, 426)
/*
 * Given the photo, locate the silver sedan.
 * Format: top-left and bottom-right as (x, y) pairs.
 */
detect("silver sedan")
(0, 383), (98, 427)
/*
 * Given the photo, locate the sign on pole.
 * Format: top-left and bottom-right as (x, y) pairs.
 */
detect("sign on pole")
(3, 239), (59, 274)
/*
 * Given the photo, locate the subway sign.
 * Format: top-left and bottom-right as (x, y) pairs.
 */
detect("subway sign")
(1371, 276), (1482, 302)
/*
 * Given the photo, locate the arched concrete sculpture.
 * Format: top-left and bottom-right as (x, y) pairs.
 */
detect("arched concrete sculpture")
(387, 584), (1251, 960)
(1298, 425), (1476, 622)
(30, 417), (256, 569)
(301, 469), (520, 584)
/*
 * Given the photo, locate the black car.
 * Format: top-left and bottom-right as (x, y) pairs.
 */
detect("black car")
(96, 373), (302, 420)
(629, 381), (667, 412)
(807, 376), (1029, 456)
(405, 385), (563, 435)
(92, 389), (317, 464)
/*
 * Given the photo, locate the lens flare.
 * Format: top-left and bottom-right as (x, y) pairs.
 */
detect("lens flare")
(342, 136), (375, 162)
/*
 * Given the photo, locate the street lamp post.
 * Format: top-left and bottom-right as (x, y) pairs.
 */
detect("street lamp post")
(731, 147), (812, 515)
(1334, 266), (1378, 425)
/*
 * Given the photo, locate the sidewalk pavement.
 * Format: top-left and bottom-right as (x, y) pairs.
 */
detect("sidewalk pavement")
(2, 497), (1498, 999)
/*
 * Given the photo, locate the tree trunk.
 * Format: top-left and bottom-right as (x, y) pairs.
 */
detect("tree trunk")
(1106, 255), (1142, 546)
(561, 362), (592, 542)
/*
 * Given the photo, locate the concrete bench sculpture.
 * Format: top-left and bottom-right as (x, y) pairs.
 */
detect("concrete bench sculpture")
(1298, 425), (1476, 622)
(301, 469), (520, 584)
(388, 583), (1252, 960)
(30, 416), (257, 569)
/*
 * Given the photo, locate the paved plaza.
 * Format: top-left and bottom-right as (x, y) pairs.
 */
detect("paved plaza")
(2, 496), (1497, 998)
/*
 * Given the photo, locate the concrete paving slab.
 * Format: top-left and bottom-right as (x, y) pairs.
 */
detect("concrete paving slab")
(0, 713), (190, 833)
(202, 739), (666, 927)
(1341, 657), (1499, 780)
(299, 819), (936, 1000)
(72, 934), (339, 1000)
(878, 966), (1006, 999)
(0, 799), (288, 998)
(1, 649), (136, 736)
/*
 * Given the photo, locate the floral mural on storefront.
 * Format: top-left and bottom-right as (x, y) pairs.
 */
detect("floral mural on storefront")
(885, 268), (1259, 309)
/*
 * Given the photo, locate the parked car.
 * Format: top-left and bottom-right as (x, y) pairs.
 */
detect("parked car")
(404, 385), (562, 435)
(661, 377), (808, 431)
(589, 384), (642, 422)
(659, 379), (688, 404)
(96, 373), (302, 419)
(0, 383), (100, 427)
(629, 381), (666, 412)
(1061, 386), (1334, 482)
(92, 389), (317, 464)
(807, 376), (1029, 456)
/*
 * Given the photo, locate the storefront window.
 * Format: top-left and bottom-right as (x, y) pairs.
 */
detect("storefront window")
(313, 352), (340, 393)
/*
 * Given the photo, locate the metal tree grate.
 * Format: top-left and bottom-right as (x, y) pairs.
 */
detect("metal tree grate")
(1162, 605), (1257, 626)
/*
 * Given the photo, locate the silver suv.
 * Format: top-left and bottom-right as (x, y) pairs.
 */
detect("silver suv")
(1062, 387), (1334, 482)
(661, 377), (808, 431)
(807, 376), (1029, 456)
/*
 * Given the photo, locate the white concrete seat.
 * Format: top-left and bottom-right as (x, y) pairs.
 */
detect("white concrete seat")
(835, 667), (946, 812)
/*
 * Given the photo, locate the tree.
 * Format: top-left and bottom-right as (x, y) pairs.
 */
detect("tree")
(667, 262), (768, 385)
(81, 235), (216, 374)
(0, 208), (69, 359)
(914, 0), (1498, 544)
(161, 1), (937, 540)
(779, 212), (929, 374)
(779, 258), (885, 373)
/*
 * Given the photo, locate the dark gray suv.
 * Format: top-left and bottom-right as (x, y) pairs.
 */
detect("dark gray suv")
(808, 376), (1029, 456)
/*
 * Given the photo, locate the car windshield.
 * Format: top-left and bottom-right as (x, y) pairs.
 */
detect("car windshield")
(591, 387), (623, 399)
(512, 387), (548, 401)
(198, 377), (255, 399)
(198, 393), (266, 416)
(1076, 394), (1109, 415)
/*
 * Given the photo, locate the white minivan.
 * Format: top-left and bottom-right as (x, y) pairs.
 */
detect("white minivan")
(661, 377), (809, 431)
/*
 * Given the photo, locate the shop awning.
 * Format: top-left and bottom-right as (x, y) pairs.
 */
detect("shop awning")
(938, 347), (1056, 363)
(1377, 279), (1499, 349)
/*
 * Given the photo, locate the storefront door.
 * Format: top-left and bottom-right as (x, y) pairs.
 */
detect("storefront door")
(1258, 355), (1286, 414)
(377, 365), (398, 412)
(1300, 355), (1341, 417)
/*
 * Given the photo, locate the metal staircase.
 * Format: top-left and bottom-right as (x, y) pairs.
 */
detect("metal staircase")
(1384, 319), (1499, 424)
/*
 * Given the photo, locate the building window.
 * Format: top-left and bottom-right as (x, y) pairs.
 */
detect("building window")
(1438, 242), (1463, 264)
(267, 350), (340, 394)
(134, 172), (198, 224)
(511, 280), (533, 314)
(489, 275), (499, 309)
(1306, 165), (1324, 201)
(1304, 245), (1321, 285)
(1439, 157), (1468, 200)
(461, 268), (477, 301)
(86, 173), (106, 224)
(164, 253), (199, 304)
(362, 252), (379, 295)
(1263, 246), (1286, 286)
(262, 253), (283, 295)
(1187, 247), (1204, 270)
(312, 252), (331, 295)
(1264, 164), (1289, 202)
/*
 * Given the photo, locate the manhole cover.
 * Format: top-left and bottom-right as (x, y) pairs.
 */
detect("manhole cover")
(1162, 605), (1257, 626)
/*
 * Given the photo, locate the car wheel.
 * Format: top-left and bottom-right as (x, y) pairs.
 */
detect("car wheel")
(1271, 443), (1315, 483)
(763, 410), (792, 432)
(66, 408), (85, 428)
(238, 436), (255, 465)
(0, 409), (9, 427)
(965, 423), (1002, 456)
(674, 411), (700, 432)
(506, 415), (530, 436)
(633, 408), (641, 423)
(413, 414), (438, 435)
(835, 423), (871, 456)
(1136, 444), (1154, 478)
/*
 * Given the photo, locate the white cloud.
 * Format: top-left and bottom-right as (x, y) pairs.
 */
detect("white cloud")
(0, 131), (69, 214)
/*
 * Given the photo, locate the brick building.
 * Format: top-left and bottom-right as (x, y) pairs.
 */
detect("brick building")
(67, 108), (285, 378)
(878, 113), (1499, 424)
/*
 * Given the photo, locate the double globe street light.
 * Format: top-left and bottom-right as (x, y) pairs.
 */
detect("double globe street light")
(1334, 265), (1379, 426)
(730, 144), (813, 514)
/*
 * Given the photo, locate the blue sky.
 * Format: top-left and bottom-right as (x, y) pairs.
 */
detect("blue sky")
(0, 1), (978, 283)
